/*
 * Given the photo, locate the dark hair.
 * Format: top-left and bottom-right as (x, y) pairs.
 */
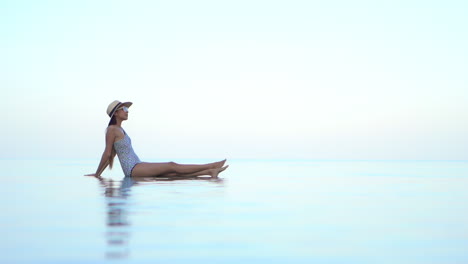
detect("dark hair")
(107, 116), (117, 169)
(109, 115), (117, 126)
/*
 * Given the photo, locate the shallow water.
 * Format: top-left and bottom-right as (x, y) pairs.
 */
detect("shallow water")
(2, 159), (468, 263)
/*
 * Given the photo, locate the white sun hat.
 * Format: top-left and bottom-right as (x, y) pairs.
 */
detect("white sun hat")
(106, 100), (133, 119)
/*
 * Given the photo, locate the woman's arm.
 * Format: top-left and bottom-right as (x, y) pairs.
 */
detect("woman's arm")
(94, 154), (110, 176)
(85, 128), (116, 176)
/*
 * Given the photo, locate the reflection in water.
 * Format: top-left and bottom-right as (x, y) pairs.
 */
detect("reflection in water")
(93, 175), (223, 259)
(95, 176), (135, 259)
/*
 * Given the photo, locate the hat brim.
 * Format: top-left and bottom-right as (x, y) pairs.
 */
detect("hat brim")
(108, 101), (133, 124)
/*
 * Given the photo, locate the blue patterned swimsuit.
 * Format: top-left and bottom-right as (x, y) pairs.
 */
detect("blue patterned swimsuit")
(114, 129), (141, 177)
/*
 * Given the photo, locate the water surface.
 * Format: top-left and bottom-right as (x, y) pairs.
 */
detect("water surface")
(2, 159), (468, 263)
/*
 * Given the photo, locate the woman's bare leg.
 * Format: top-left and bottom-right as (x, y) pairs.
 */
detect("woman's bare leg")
(132, 160), (226, 177)
(155, 165), (228, 179)
(160, 165), (229, 179)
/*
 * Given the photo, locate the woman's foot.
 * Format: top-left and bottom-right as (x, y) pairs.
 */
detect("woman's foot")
(209, 165), (229, 178)
(219, 165), (228, 173)
(212, 159), (227, 169)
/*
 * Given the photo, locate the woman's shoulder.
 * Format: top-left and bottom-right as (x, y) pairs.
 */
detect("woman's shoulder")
(106, 125), (123, 135)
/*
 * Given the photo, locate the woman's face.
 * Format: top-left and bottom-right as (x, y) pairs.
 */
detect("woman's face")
(115, 106), (129, 120)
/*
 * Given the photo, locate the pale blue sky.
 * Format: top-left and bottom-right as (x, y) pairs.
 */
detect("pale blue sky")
(2, 0), (467, 160)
